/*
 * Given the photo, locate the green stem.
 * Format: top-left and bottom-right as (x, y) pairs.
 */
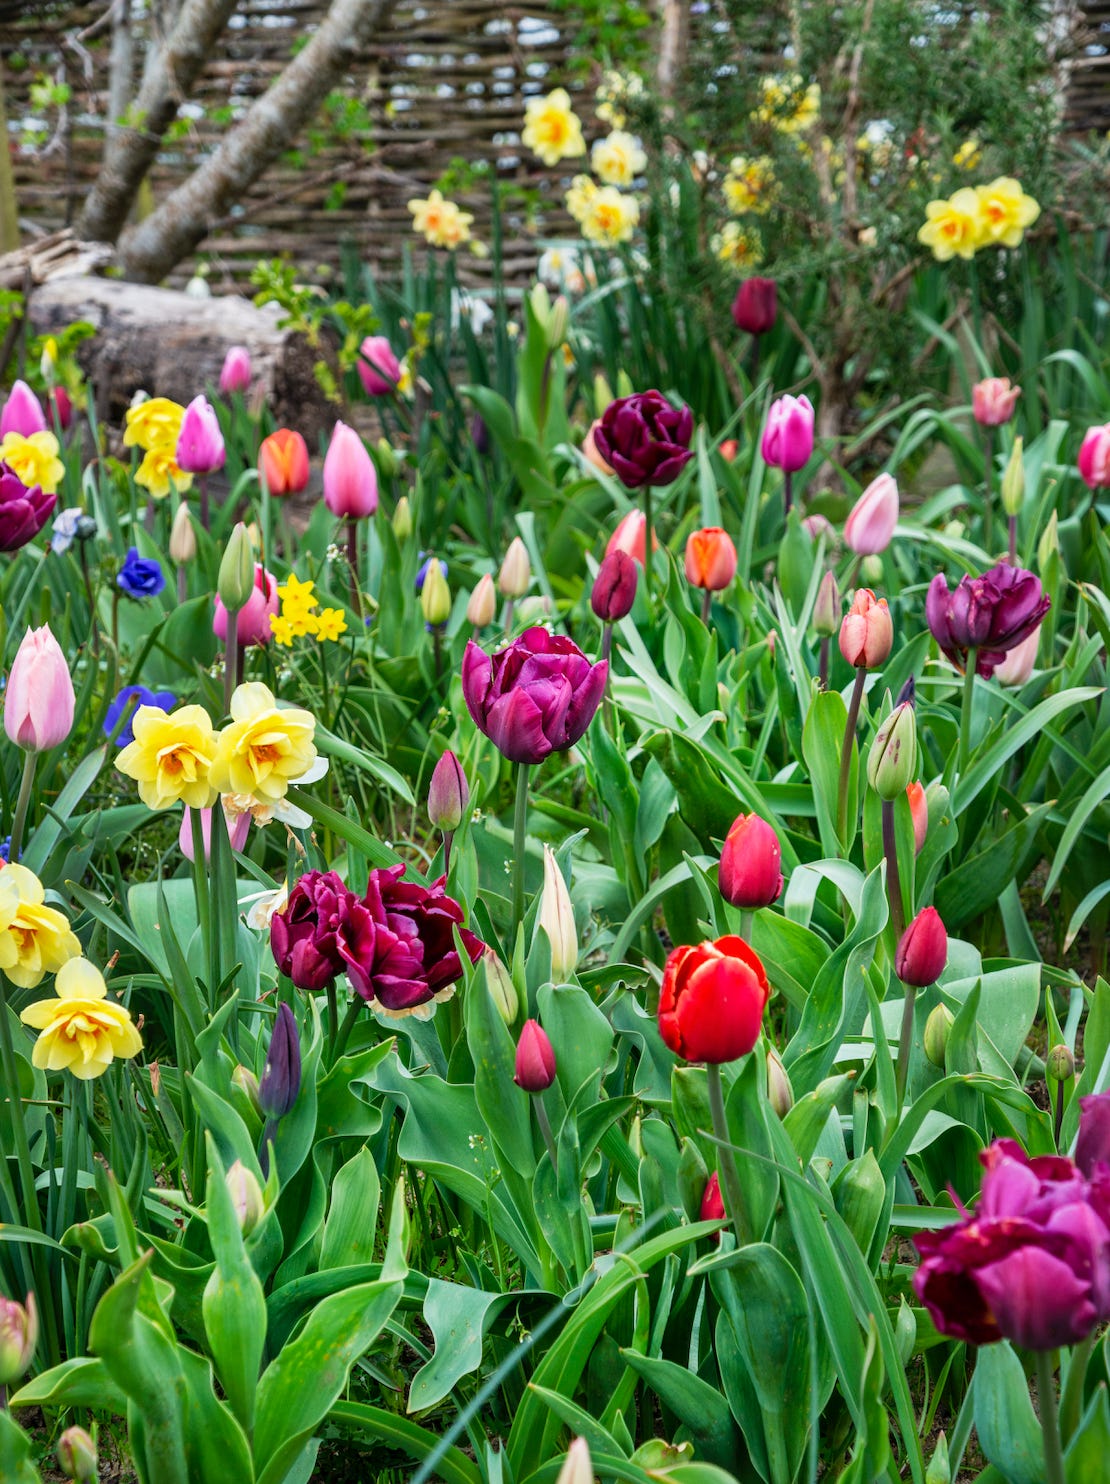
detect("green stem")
(982, 426), (993, 556)
(1035, 1350), (1066, 1484)
(958, 652), (978, 778)
(739, 910), (754, 942)
(894, 984), (916, 1108)
(1008, 513), (1017, 566)
(706, 1062), (751, 1245)
(223, 607), (241, 714)
(331, 996), (363, 1066)
(8, 749), (36, 865)
(325, 980), (339, 1064)
(783, 469), (793, 518)
(510, 761), (530, 952)
(836, 667), (867, 850)
(1059, 1331), (1097, 1445)
(533, 1095), (558, 1172)
(347, 517), (361, 615)
(642, 483), (654, 610)
(700, 588), (711, 625)
(0, 979), (42, 1235)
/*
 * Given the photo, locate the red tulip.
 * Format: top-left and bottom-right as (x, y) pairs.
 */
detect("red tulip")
(731, 277), (777, 337)
(658, 936), (770, 1063)
(718, 814), (783, 910)
(700, 1172), (725, 1221)
(514, 1019), (556, 1091)
(895, 907), (947, 987)
(591, 550), (638, 622)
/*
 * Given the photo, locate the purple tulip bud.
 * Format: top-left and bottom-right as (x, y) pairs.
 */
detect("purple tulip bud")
(591, 390), (694, 490)
(1076, 1092), (1110, 1177)
(428, 749), (469, 832)
(514, 1018), (556, 1092)
(590, 550), (638, 622)
(761, 394), (815, 474)
(258, 1002), (302, 1119)
(219, 346), (252, 395)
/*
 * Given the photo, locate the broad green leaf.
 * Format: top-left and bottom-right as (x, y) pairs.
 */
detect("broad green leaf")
(409, 1280), (508, 1413)
(328, 1401), (480, 1484)
(973, 1343), (1045, 1484)
(320, 1147), (381, 1270)
(619, 1350), (742, 1471)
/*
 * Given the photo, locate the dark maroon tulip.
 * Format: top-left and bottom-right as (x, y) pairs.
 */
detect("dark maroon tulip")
(926, 562), (1050, 678)
(462, 627), (608, 766)
(258, 1002), (302, 1118)
(592, 390), (694, 490)
(270, 870), (355, 991)
(514, 1018), (556, 1091)
(700, 1171), (725, 1221)
(1076, 1092), (1110, 1178)
(0, 464), (56, 553)
(341, 863), (484, 1014)
(591, 550), (638, 622)
(718, 813), (783, 910)
(731, 277), (777, 336)
(428, 749), (469, 832)
(471, 413), (491, 456)
(894, 906), (947, 987)
(914, 1139), (1110, 1350)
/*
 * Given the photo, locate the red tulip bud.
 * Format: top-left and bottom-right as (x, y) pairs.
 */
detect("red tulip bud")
(428, 749), (469, 832)
(591, 549), (638, 621)
(895, 907), (947, 987)
(514, 1018), (556, 1092)
(700, 1171), (725, 1221)
(718, 813), (783, 909)
(906, 781), (928, 853)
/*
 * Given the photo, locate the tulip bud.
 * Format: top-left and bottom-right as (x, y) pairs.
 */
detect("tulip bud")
(867, 701), (916, 800)
(57, 1425), (97, 1483)
(498, 536), (531, 598)
(546, 295), (569, 351)
(1078, 422), (1110, 491)
(812, 570), (840, 637)
(1001, 437), (1025, 516)
(4, 624), (76, 753)
(357, 335), (402, 396)
(0, 379), (48, 438)
(391, 495), (413, 540)
(428, 749), (469, 832)
(376, 437), (399, 479)
(1038, 510), (1059, 573)
(593, 372), (615, 414)
(258, 428), (310, 498)
(529, 282), (552, 331)
(231, 1063), (261, 1113)
(718, 813), (784, 909)
(993, 623), (1040, 686)
(906, 781), (928, 853)
(761, 394), (814, 473)
(514, 1018), (556, 1092)
(324, 421), (378, 519)
(258, 1002), (302, 1119)
(731, 277), (777, 336)
(539, 845), (577, 980)
(972, 377), (1020, 428)
(923, 1004), (954, 1067)
(582, 420), (615, 476)
(861, 554), (884, 584)
(766, 1045), (794, 1117)
(591, 549), (638, 622)
(169, 501), (196, 564)
(895, 906), (948, 987)
(555, 1438), (593, 1484)
(700, 1171), (725, 1221)
(219, 345), (252, 395)
(926, 1433), (951, 1484)
(838, 589), (892, 670)
(40, 338), (58, 387)
(843, 473), (899, 556)
(421, 558), (451, 627)
(685, 526), (738, 591)
(0, 1293), (37, 1384)
(226, 1159), (265, 1235)
(467, 572), (496, 628)
(718, 438), (739, 462)
(483, 948), (519, 1026)
(218, 522), (255, 612)
(1047, 1044), (1075, 1083)
(470, 414), (491, 456)
(176, 395), (226, 474)
(606, 509), (655, 567)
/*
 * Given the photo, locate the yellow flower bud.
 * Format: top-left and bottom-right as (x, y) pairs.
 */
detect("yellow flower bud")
(421, 558), (451, 627)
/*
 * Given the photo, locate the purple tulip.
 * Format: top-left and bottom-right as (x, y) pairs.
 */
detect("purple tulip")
(176, 396), (226, 475)
(428, 749), (469, 832)
(926, 561), (1051, 677)
(0, 463), (55, 552)
(270, 869), (356, 992)
(462, 627), (608, 766)
(591, 390), (694, 490)
(761, 395), (814, 473)
(0, 380), (48, 439)
(1076, 1092), (1110, 1178)
(590, 550), (638, 622)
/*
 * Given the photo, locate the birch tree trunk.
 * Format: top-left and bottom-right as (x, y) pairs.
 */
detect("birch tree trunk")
(116, 0), (395, 284)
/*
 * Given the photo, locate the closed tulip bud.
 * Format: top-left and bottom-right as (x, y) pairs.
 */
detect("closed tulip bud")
(1001, 437), (1025, 515)
(923, 1004), (954, 1067)
(420, 558), (451, 627)
(593, 372), (615, 415)
(895, 906), (948, 987)
(0, 1294), (36, 1384)
(812, 570), (840, 637)
(219, 345), (252, 395)
(547, 295), (569, 350)
(861, 554), (884, 584)
(867, 701), (917, 800)
(357, 335), (401, 396)
(555, 1439), (593, 1484)
(57, 1425), (97, 1483)
(514, 1017), (556, 1092)
(518, 596), (553, 627)
(529, 282), (552, 332)
(761, 394), (814, 473)
(993, 623), (1040, 686)
(0, 379), (48, 438)
(218, 522), (256, 612)
(498, 536), (531, 598)
(906, 781), (928, 853)
(591, 549), (638, 621)
(471, 414), (491, 455)
(685, 526), (738, 591)
(391, 494), (413, 540)
(1078, 423), (1110, 490)
(259, 428), (310, 497)
(766, 1045), (794, 1117)
(700, 1171), (725, 1221)
(483, 948), (519, 1026)
(839, 589), (892, 669)
(467, 572), (496, 628)
(606, 508), (656, 567)
(226, 1159), (265, 1235)
(324, 421), (378, 519)
(376, 438), (399, 479)
(176, 395), (226, 474)
(169, 501), (196, 563)
(231, 1063), (261, 1112)
(258, 1002), (302, 1119)
(844, 473), (899, 556)
(718, 813), (784, 909)
(718, 438), (739, 462)
(4, 624), (75, 752)
(972, 377), (1020, 428)
(582, 419), (615, 476)
(926, 1434), (951, 1484)
(1047, 1044), (1075, 1083)
(428, 749), (468, 831)
(731, 276), (777, 336)
(1038, 510), (1059, 573)
(539, 845), (577, 979)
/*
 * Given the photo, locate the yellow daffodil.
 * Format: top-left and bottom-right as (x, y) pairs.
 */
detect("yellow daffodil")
(974, 176), (1040, 248)
(116, 704), (218, 811)
(590, 130), (647, 188)
(209, 682), (317, 804)
(756, 75), (820, 134)
(712, 220), (764, 272)
(917, 188), (983, 260)
(953, 138), (982, 170)
(0, 431), (65, 496)
(0, 864), (81, 990)
(408, 190), (473, 251)
(269, 613), (296, 647)
(314, 607), (348, 642)
(277, 573), (316, 609)
(135, 443), (193, 500)
(522, 88), (586, 167)
(123, 397), (184, 452)
(580, 187), (640, 245)
(565, 175), (598, 224)
(20, 957), (142, 1080)
(723, 155), (777, 215)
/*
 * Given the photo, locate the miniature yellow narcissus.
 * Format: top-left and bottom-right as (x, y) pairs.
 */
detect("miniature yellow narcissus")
(407, 190), (473, 251)
(590, 130), (646, 188)
(0, 864), (81, 989)
(135, 443), (193, 499)
(975, 176), (1040, 248)
(123, 396), (185, 452)
(20, 957), (142, 1080)
(0, 431), (65, 496)
(522, 88), (586, 167)
(917, 187), (983, 261)
(209, 682), (317, 804)
(580, 187), (639, 245)
(116, 704), (219, 811)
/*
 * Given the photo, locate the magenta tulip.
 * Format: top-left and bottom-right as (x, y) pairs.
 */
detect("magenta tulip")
(0, 380), (48, 439)
(219, 346), (252, 395)
(213, 564), (279, 648)
(761, 395), (814, 473)
(357, 335), (402, 397)
(462, 628), (608, 766)
(176, 396), (226, 474)
(1078, 423), (1110, 490)
(0, 465), (55, 552)
(178, 805), (251, 864)
(731, 278), (777, 336)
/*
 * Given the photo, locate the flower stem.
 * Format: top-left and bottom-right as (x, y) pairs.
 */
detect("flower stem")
(8, 749), (36, 866)
(958, 651), (978, 778)
(1054, 1077), (1066, 1149)
(325, 980), (338, 1063)
(347, 517), (360, 614)
(982, 427), (993, 556)
(783, 469), (793, 518)
(533, 1094), (558, 1171)
(0, 978), (42, 1236)
(882, 799), (905, 942)
(1008, 513), (1017, 566)
(200, 472), (210, 531)
(706, 1062), (751, 1246)
(223, 608), (241, 714)
(836, 667), (867, 850)
(510, 762), (530, 951)
(643, 483), (654, 610)
(442, 828), (454, 879)
(331, 996), (363, 1066)
(818, 636), (829, 690)
(895, 984), (916, 1108)
(1035, 1349), (1066, 1484)
(739, 909), (754, 943)
(700, 588), (711, 625)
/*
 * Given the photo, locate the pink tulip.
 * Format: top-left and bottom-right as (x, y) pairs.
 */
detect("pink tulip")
(179, 804), (251, 863)
(323, 421), (378, 519)
(4, 624), (75, 752)
(213, 564), (279, 648)
(357, 336), (401, 397)
(176, 396), (226, 474)
(972, 378), (1020, 428)
(605, 509), (657, 568)
(993, 623), (1040, 686)
(219, 346), (252, 395)
(844, 473), (899, 555)
(1078, 423), (1110, 490)
(1, 381), (48, 439)
(760, 395), (814, 473)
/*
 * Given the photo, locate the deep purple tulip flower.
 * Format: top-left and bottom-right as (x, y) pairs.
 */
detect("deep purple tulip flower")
(0, 464), (55, 552)
(926, 561), (1050, 677)
(462, 627), (608, 766)
(270, 869), (357, 992)
(591, 390), (694, 490)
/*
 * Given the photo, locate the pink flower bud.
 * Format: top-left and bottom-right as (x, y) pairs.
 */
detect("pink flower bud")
(606, 509), (657, 568)
(176, 395), (226, 474)
(685, 526), (738, 591)
(45, 386), (73, 430)
(844, 473), (899, 555)
(718, 813), (783, 909)
(992, 623), (1040, 686)
(514, 1018), (556, 1092)
(906, 781), (928, 853)
(0, 1293), (36, 1384)
(761, 394), (814, 473)
(179, 804), (251, 863)
(357, 335), (402, 396)
(838, 589), (893, 669)
(4, 624), (75, 752)
(467, 573), (496, 627)
(219, 346), (252, 395)
(972, 377), (1020, 428)
(323, 421), (378, 519)
(213, 564), (279, 648)
(731, 277), (777, 336)
(895, 906), (948, 987)
(428, 749), (469, 832)
(1078, 423), (1110, 491)
(0, 380), (48, 438)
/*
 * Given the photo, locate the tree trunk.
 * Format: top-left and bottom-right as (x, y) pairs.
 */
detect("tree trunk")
(117, 0), (396, 285)
(656, 0), (689, 100)
(106, 0), (134, 138)
(78, 0), (240, 246)
(0, 64), (19, 251)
